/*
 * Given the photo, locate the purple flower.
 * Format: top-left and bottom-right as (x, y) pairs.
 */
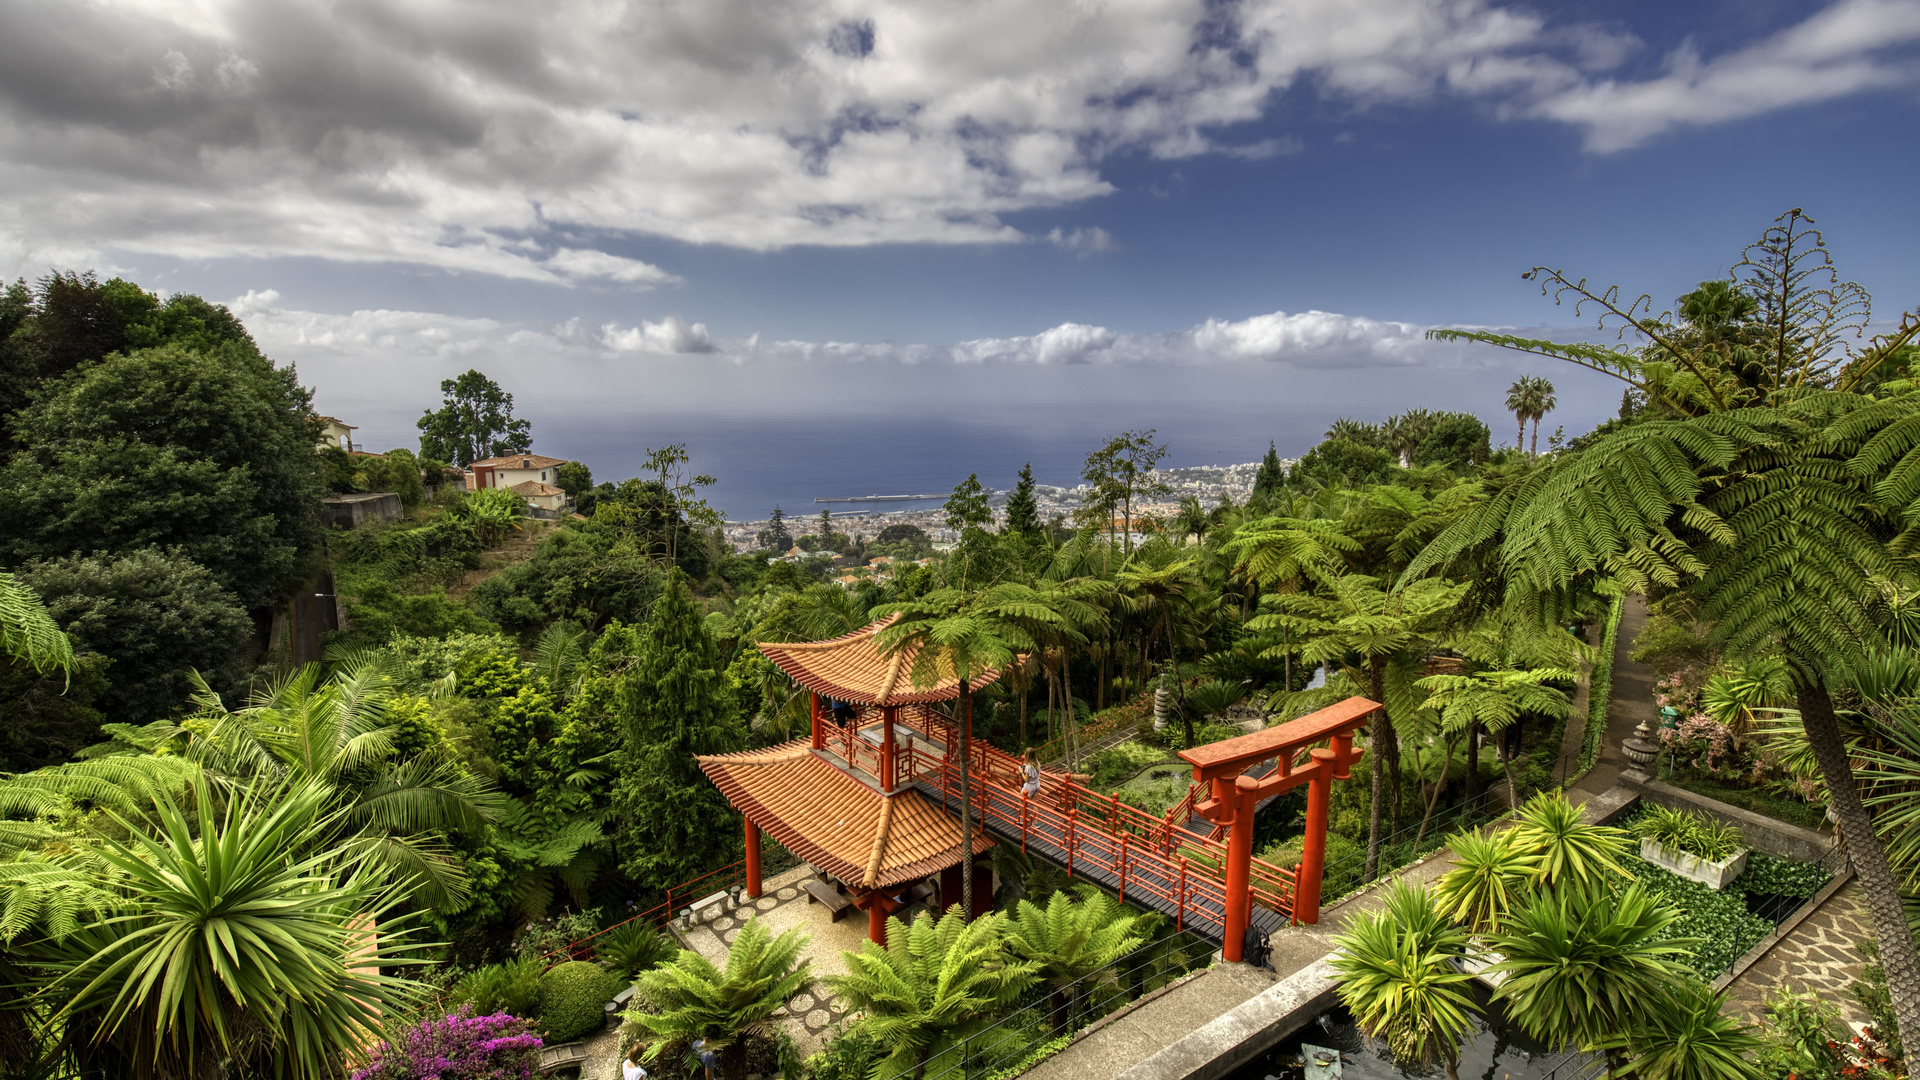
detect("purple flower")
(352, 1008), (544, 1080)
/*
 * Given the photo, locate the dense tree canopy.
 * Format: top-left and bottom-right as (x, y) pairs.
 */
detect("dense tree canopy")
(416, 369), (533, 466)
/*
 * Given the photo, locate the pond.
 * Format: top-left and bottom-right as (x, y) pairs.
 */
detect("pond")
(1226, 984), (1600, 1080)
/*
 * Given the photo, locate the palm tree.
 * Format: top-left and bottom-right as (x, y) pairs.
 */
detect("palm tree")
(1487, 881), (1691, 1053)
(1416, 663), (1574, 809)
(1503, 378), (1533, 453)
(30, 777), (431, 1079)
(628, 918), (814, 1080)
(875, 589), (1049, 914)
(1116, 552), (1205, 744)
(826, 907), (1037, 1080)
(1590, 978), (1766, 1080)
(1005, 885), (1148, 1028)
(1249, 573), (1464, 878)
(1329, 882), (1480, 1080)
(1526, 376), (1557, 457)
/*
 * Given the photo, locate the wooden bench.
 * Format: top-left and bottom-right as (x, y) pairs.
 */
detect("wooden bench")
(804, 879), (855, 922)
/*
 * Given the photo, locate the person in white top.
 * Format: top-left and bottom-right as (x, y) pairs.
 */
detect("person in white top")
(622, 1057), (647, 1080)
(1021, 748), (1043, 797)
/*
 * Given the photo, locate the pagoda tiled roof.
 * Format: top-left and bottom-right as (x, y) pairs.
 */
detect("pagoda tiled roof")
(757, 615), (1005, 705)
(697, 742), (991, 888)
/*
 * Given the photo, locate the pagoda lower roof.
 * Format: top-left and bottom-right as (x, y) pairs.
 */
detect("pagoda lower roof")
(758, 615), (1005, 705)
(697, 741), (992, 889)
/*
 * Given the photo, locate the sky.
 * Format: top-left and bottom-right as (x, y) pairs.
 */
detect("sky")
(4, 0), (1919, 515)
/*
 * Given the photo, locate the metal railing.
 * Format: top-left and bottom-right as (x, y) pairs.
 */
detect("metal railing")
(545, 850), (798, 965)
(1703, 840), (1851, 982)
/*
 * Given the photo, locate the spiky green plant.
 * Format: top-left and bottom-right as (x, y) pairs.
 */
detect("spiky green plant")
(1431, 828), (1538, 935)
(1592, 978), (1766, 1080)
(1633, 804), (1745, 863)
(1330, 882), (1480, 1080)
(628, 918), (813, 1080)
(1506, 791), (1632, 892)
(826, 906), (1038, 1080)
(1487, 881), (1692, 1052)
(31, 777), (431, 1079)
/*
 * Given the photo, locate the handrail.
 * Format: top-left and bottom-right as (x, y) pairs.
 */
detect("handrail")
(543, 860), (749, 964)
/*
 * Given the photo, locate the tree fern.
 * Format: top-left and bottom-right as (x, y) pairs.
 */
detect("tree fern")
(0, 573), (73, 677)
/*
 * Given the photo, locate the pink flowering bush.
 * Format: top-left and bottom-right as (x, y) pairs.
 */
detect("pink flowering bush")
(352, 1009), (543, 1080)
(1661, 713), (1736, 770)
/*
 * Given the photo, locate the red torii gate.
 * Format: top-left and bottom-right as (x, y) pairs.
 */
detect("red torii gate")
(1180, 696), (1374, 961)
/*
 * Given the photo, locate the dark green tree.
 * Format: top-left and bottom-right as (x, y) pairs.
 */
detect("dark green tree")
(1080, 430), (1169, 552)
(757, 506), (793, 552)
(1004, 463), (1040, 537)
(21, 548), (251, 722)
(555, 461), (593, 500)
(1288, 438), (1396, 491)
(415, 370), (533, 467)
(613, 572), (745, 886)
(1411, 413), (1493, 471)
(0, 340), (325, 610)
(1252, 442), (1286, 501)
(944, 473), (992, 532)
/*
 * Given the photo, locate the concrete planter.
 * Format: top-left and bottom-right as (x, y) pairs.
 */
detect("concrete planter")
(1641, 837), (1749, 890)
(1461, 946), (1508, 990)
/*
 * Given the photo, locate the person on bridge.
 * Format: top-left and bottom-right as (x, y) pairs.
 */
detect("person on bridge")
(1021, 748), (1043, 797)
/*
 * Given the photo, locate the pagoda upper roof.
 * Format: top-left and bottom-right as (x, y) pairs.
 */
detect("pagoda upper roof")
(697, 742), (992, 888)
(758, 615), (1006, 705)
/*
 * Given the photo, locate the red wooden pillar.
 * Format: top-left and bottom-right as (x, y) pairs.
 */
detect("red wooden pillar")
(1221, 775), (1257, 962)
(868, 900), (888, 944)
(881, 705), (897, 791)
(810, 692), (825, 750)
(1294, 749), (1337, 924)
(940, 862), (963, 914)
(969, 858), (994, 918)
(744, 818), (763, 899)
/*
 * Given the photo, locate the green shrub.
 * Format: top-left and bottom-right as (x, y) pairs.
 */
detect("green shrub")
(1627, 855), (1769, 977)
(598, 921), (679, 980)
(450, 954), (543, 1018)
(1739, 853), (1831, 898)
(539, 960), (619, 1043)
(807, 1028), (883, 1080)
(1086, 741), (1170, 789)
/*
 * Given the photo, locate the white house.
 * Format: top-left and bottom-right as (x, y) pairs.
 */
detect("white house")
(314, 416), (356, 453)
(510, 480), (568, 515)
(468, 453), (568, 493)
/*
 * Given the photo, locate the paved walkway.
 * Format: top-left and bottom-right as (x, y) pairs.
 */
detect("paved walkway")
(1571, 595), (1653, 798)
(1722, 880), (1874, 1027)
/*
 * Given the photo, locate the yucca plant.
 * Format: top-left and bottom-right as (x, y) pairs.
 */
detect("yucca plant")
(1506, 791), (1632, 891)
(1591, 977), (1766, 1080)
(1005, 885), (1148, 1029)
(1633, 804), (1744, 862)
(826, 906), (1038, 1080)
(1330, 882), (1480, 1080)
(1487, 881), (1693, 1053)
(30, 777), (432, 1079)
(627, 918), (813, 1080)
(1432, 828), (1538, 935)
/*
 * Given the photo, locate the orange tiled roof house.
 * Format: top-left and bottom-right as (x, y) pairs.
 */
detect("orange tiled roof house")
(697, 616), (1006, 942)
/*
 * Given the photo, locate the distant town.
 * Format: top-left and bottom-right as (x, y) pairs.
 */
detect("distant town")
(720, 460), (1279, 550)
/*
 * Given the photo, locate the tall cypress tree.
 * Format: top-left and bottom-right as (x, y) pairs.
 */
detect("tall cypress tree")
(1004, 462), (1040, 537)
(613, 571), (745, 887)
(1252, 442), (1284, 501)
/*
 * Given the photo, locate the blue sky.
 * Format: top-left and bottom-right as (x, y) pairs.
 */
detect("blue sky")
(3, 0), (1918, 507)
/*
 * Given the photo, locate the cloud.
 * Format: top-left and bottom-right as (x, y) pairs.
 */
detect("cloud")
(541, 248), (679, 286)
(1527, 0), (1920, 151)
(4, 0), (1910, 282)
(554, 314), (715, 354)
(1044, 226), (1118, 256)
